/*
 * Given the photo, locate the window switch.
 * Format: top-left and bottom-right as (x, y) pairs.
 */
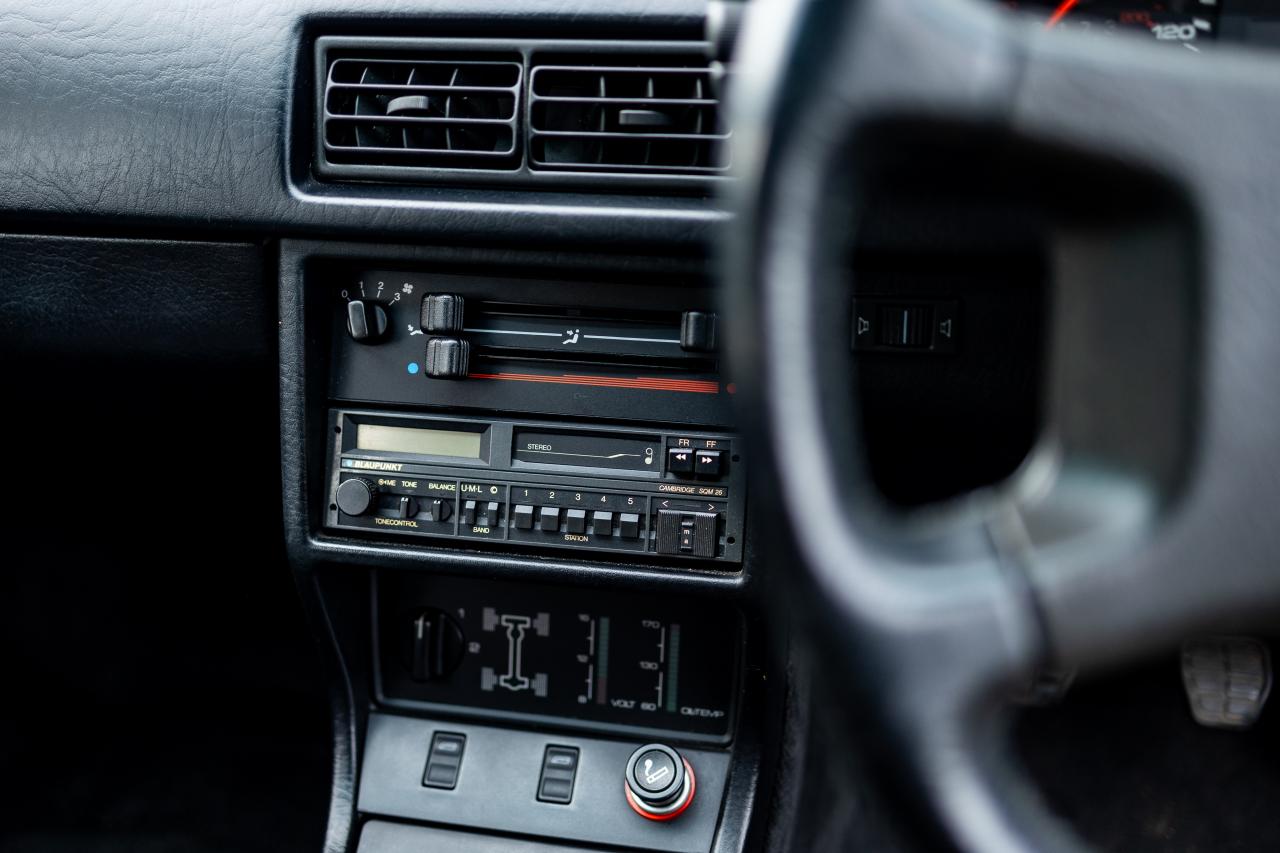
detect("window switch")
(422, 732), (466, 790)
(537, 746), (579, 804)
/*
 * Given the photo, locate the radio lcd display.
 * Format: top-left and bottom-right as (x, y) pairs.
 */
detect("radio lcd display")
(355, 424), (482, 459)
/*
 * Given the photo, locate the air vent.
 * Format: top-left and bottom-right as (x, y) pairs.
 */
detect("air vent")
(323, 56), (522, 170)
(528, 55), (729, 175)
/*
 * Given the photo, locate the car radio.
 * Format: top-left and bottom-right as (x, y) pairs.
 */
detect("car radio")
(326, 409), (745, 564)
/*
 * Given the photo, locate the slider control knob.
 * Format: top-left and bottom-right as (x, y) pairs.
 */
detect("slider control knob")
(335, 477), (376, 516)
(624, 743), (695, 821)
(421, 294), (466, 333)
(424, 337), (471, 379)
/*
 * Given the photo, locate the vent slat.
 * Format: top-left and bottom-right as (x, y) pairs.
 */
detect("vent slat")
(527, 54), (729, 176)
(531, 65), (716, 75)
(327, 115), (516, 127)
(322, 54), (522, 170)
(531, 130), (732, 142)
(329, 83), (520, 94)
(531, 96), (719, 106)
(325, 143), (516, 157)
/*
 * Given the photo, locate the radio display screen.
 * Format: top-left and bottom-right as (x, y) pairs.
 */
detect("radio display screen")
(377, 574), (740, 740)
(356, 424), (482, 459)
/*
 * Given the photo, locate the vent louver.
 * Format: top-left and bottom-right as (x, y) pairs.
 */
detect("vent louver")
(323, 56), (522, 170)
(528, 56), (729, 175)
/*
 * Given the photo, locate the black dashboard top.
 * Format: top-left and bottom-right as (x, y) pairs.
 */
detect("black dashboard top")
(0, 0), (721, 249)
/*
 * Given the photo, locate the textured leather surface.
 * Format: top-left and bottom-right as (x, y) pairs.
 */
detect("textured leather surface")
(0, 0), (718, 248)
(0, 234), (265, 361)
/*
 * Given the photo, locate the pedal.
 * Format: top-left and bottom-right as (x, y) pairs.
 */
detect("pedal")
(1181, 637), (1272, 729)
(1011, 667), (1077, 706)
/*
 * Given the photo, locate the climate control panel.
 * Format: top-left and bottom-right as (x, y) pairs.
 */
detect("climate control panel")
(326, 410), (745, 565)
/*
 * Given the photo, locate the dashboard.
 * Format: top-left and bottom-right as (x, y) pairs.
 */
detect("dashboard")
(279, 234), (760, 853)
(3, 1), (1280, 853)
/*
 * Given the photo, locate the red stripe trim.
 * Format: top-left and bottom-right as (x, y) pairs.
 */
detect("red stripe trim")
(468, 372), (720, 394)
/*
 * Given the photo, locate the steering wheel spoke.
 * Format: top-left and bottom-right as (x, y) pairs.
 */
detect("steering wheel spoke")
(726, 0), (1280, 849)
(1004, 20), (1280, 668)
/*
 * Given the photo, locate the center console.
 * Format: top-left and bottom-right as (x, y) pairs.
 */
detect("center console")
(279, 239), (770, 853)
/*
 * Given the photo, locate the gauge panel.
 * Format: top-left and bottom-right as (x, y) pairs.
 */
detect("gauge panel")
(376, 573), (741, 741)
(1006, 0), (1219, 51)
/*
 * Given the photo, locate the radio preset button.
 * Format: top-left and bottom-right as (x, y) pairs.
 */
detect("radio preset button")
(592, 511), (614, 536)
(513, 504), (535, 530)
(565, 508), (588, 535)
(618, 512), (642, 539)
(336, 477), (376, 516)
(539, 506), (561, 532)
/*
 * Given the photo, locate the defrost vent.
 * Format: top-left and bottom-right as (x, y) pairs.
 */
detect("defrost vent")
(323, 56), (522, 170)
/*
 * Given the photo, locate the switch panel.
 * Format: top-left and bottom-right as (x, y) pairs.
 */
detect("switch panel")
(852, 297), (958, 354)
(362, 714), (731, 853)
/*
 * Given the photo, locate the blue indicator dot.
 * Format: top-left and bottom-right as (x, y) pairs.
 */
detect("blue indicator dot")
(407, 362), (420, 375)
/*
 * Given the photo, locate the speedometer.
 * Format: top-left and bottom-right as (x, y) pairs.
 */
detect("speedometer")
(1005, 0), (1219, 52)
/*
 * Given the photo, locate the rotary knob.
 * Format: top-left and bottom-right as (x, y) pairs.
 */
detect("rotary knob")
(346, 299), (389, 343)
(624, 743), (695, 821)
(403, 608), (466, 682)
(335, 477), (376, 516)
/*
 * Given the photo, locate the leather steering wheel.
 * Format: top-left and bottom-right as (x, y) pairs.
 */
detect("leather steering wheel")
(722, 0), (1280, 850)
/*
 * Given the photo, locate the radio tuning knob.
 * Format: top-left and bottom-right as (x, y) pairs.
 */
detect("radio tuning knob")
(347, 299), (389, 343)
(624, 743), (696, 821)
(335, 477), (376, 516)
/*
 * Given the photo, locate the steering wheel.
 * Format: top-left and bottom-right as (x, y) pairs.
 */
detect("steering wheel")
(722, 0), (1280, 849)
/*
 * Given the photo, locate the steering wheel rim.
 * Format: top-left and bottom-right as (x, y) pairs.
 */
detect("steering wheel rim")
(722, 0), (1280, 850)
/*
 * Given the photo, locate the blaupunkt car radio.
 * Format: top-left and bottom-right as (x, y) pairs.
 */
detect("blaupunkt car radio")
(326, 410), (745, 565)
